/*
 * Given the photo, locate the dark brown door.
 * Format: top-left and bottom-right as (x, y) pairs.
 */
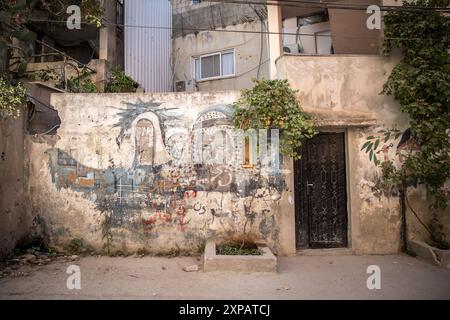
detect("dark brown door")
(294, 133), (348, 249)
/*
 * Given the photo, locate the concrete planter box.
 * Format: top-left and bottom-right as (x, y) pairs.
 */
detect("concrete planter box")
(203, 240), (277, 272)
(408, 239), (450, 269)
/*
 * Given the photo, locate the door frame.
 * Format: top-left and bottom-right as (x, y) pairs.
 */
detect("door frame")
(294, 129), (351, 249)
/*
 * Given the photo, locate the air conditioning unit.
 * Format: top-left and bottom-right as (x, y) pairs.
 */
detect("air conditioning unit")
(283, 44), (301, 54)
(175, 79), (196, 92)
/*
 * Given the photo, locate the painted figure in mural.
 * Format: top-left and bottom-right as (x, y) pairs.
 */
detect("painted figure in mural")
(166, 132), (188, 163)
(190, 106), (239, 165)
(135, 119), (154, 165)
(130, 112), (171, 167)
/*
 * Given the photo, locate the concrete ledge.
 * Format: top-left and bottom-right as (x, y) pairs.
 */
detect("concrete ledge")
(433, 248), (450, 269)
(203, 240), (277, 272)
(297, 248), (354, 256)
(408, 239), (440, 266)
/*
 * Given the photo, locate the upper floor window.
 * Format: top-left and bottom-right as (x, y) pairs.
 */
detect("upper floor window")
(193, 50), (235, 81)
(282, 10), (332, 55)
(192, 0), (202, 4)
(298, 12), (329, 27)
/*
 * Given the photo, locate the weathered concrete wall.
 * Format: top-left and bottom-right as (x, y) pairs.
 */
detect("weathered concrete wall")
(26, 59), (111, 92)
(171, 0), (267, 38)
(12, 55), (448, 258)
(99, 0), (123, 68)
(26, 92), (287, 255)
(407, 188), (450, 247)
(328, 0), (381, 55)
(173, 20), (270, 91)
(172, 0), (270, 91)
(0, 107), (29, 257)
(24, 82), (62, 135)
(276, 54), (449, 254)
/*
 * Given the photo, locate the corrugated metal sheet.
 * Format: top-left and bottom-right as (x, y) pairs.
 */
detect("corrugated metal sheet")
(125, 0), (172, 92)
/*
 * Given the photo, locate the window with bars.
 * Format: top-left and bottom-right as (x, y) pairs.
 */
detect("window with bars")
(193, 50), (235, 81)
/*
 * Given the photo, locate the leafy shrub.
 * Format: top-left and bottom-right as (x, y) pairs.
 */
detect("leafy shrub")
(65, 68), (98, 93)
(0, 77), (26, 119)
(232, 79), (317, 159)
(64, 238), (95, 255)
(105, 68), (139, 93)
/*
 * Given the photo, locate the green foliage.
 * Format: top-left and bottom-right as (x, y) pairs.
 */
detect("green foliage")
(64, 238), (95, 255)
(105, 68), (139, 93)
(0, 1), (37, 74)
(26, 67), (59, 82)
(67, 77), (97, 93)
(2, 0), (103, 46)
(376, 0), (450, 209)
(10, 30), (37, 42)
(0, 0), (38, 45)
(65, 68), (97, 93)
(429, 212), (450, 249)
(27, 67), (97, 93)
(232, 79), (317, 159)
(380, 160), (402, 185)
(0, 76), (26, 119)
(79, 0), (104, 27)
(0, 0), (103, 75)
(216, 242), (263, 256)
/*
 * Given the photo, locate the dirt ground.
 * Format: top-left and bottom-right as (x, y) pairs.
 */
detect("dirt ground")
(0, 254), (449, 299)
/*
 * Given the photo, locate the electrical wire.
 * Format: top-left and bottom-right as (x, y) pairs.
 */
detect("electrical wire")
(27, 93), (57, 111)
(209, 0), (450, 12)
(26, 18), (450, 42)
(26, 93), (61, 135)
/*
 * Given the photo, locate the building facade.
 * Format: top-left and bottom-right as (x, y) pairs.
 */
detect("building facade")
(171, 0), (270, 92)
(1, 0), (449, 258)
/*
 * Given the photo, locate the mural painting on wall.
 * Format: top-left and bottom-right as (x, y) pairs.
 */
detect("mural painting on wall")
(46, 99), (285, 240)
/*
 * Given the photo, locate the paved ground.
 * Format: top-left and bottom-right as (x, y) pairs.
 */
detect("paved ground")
(0, 254), (449, 299)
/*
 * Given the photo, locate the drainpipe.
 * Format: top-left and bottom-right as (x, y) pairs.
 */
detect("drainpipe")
(0, 46), (7, 74)
(267, 4), (282, 80)
(399, 188), (408, 253)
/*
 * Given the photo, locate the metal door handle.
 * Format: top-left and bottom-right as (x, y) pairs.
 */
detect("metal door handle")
(306, 182), (314, 195)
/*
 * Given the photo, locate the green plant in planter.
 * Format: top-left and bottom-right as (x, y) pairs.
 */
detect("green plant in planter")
(105, 68), (139, 93)
(216, 242), (263, 256)
(232, 79), (317, 160)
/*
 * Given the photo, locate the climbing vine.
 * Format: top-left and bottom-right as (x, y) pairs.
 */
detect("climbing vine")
(232, 79), (317, 159)
(363, 0), (450, 248)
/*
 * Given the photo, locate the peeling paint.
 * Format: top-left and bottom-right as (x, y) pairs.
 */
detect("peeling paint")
(28, 92), (286, 253)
